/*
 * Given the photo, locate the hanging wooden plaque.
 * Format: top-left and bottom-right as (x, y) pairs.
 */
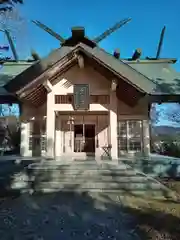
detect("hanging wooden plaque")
(73, 84), (90, 110)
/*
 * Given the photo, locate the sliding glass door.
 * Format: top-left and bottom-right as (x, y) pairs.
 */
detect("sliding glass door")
(117, 120), (143, 155)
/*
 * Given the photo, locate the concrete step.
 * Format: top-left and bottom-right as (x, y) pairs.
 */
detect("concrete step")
(35, 181), (162, 190)
(28, 161), (130, 170)
(31, 171), (140, 180)
(27, 162), (173, 198)
(34, 185), (170, 199)
(35, 187), (166, 196)
(31, 179), (175, 199)
(29, 163), (134, 172)
(34, 174), (148, 183)
(0, 160), (177, 200)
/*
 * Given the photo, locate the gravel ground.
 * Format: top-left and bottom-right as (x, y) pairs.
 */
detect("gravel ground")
(0, 191), (140, 240)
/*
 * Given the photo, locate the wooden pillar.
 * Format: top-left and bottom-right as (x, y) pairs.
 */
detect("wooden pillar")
(55, 114), (62, 158)
(109, 90), (118, 159)
(143, 119), (150, 156)
(20, 121), (29, 156)
(19, 102), (30, 157)
(46, 92), (55, 158)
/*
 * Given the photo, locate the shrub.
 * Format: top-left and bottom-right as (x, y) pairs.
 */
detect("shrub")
(158, 141), (180, 158)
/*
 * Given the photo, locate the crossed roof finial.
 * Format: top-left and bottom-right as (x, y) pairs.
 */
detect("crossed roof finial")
(32, 18), (131, 46)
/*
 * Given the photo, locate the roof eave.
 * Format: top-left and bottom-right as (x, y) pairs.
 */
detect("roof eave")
(148, 93), (180, 103)
(123, 58), (177, 64)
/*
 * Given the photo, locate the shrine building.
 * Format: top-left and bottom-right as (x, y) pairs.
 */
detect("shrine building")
(1, 27), (180, 159)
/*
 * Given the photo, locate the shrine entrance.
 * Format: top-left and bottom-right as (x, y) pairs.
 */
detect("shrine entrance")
(58, 113), (109, 158)
(74, 124), (95, 155)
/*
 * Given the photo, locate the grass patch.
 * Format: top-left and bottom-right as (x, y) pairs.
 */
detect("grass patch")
(122, 193), (180, 239)
(161, 179), (180, 195)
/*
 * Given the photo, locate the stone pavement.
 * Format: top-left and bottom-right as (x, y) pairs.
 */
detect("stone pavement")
(0, 157), (178, 239)
(0, 158), (142, 239)
(0, 191), (140, 240)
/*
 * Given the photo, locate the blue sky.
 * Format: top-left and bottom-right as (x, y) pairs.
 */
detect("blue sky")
(16, 0), (180, 68)
(155, 103), (180, 127)
(0, 0), (180, 126)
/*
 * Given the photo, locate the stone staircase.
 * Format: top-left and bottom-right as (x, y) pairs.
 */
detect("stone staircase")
(24, 160), (177, 200)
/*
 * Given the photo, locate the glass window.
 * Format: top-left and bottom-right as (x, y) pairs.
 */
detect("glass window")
(129, 139), (142, 151)
(128, 120), (142, 151)
(117, 120), (142, 153)
(40, 119), (46, 151)
(29, 136), (32, 151)
(118, 137), (127, 151)
(29, 121), (33, 150)
(118, 121), (127, 136)
(118, 121), (127, 151)
(41, 136), (46, 151)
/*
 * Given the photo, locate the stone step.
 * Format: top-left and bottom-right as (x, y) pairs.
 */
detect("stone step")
(34, 185), (169, 198)
(28, 162), (130, 170)
(34, 186), (160, 193)
(35, 181), (162, 190)
(34, 175), (148, 183)
(8, 181), (176, 200)
(34, 187), (169, 199)
(30, 168), (137, 176)
(10, 175), (162, 190)
(32, 172), (140, 180)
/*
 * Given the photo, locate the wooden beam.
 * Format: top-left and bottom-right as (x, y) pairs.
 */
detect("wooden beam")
(43, 80), (52, 92)
(77, 54), (84, 69)
(74, 52), (84, 69)
(19, 85), (42, 99)
(111, 79), (118, 91)
(55, 111), (59, 116)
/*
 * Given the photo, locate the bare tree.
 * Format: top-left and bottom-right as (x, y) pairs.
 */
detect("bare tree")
(165, 103), (180, 124)
(150, 103), (161, 125)
(151, 103), (180, 125)
(0, 0), (29, 60)
(0, 104), (20, 154)
(0, 0), (23, 12)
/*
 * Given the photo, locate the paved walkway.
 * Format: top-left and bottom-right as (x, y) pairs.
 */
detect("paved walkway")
(0, 158), (142, 239)
(0, 191), (140, 239)
(0, 157), (178, 239)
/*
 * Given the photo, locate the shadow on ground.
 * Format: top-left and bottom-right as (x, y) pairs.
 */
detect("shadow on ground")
(0, 159), (180, 239)
(0, 159), (41, 197)
(0, 188), (179, 239)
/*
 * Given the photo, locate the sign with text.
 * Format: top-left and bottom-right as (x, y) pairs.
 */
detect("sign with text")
(73, 84), (90, 110)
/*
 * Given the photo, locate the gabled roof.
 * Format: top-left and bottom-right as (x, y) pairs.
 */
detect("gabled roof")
(5, 43), (159, 95)
(79, 44), (157, 93)
(0, 61), (34, 85)
(0, 61), (34, 96)
(5, 47), (73, 93)
(128, 62), (180, 95)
